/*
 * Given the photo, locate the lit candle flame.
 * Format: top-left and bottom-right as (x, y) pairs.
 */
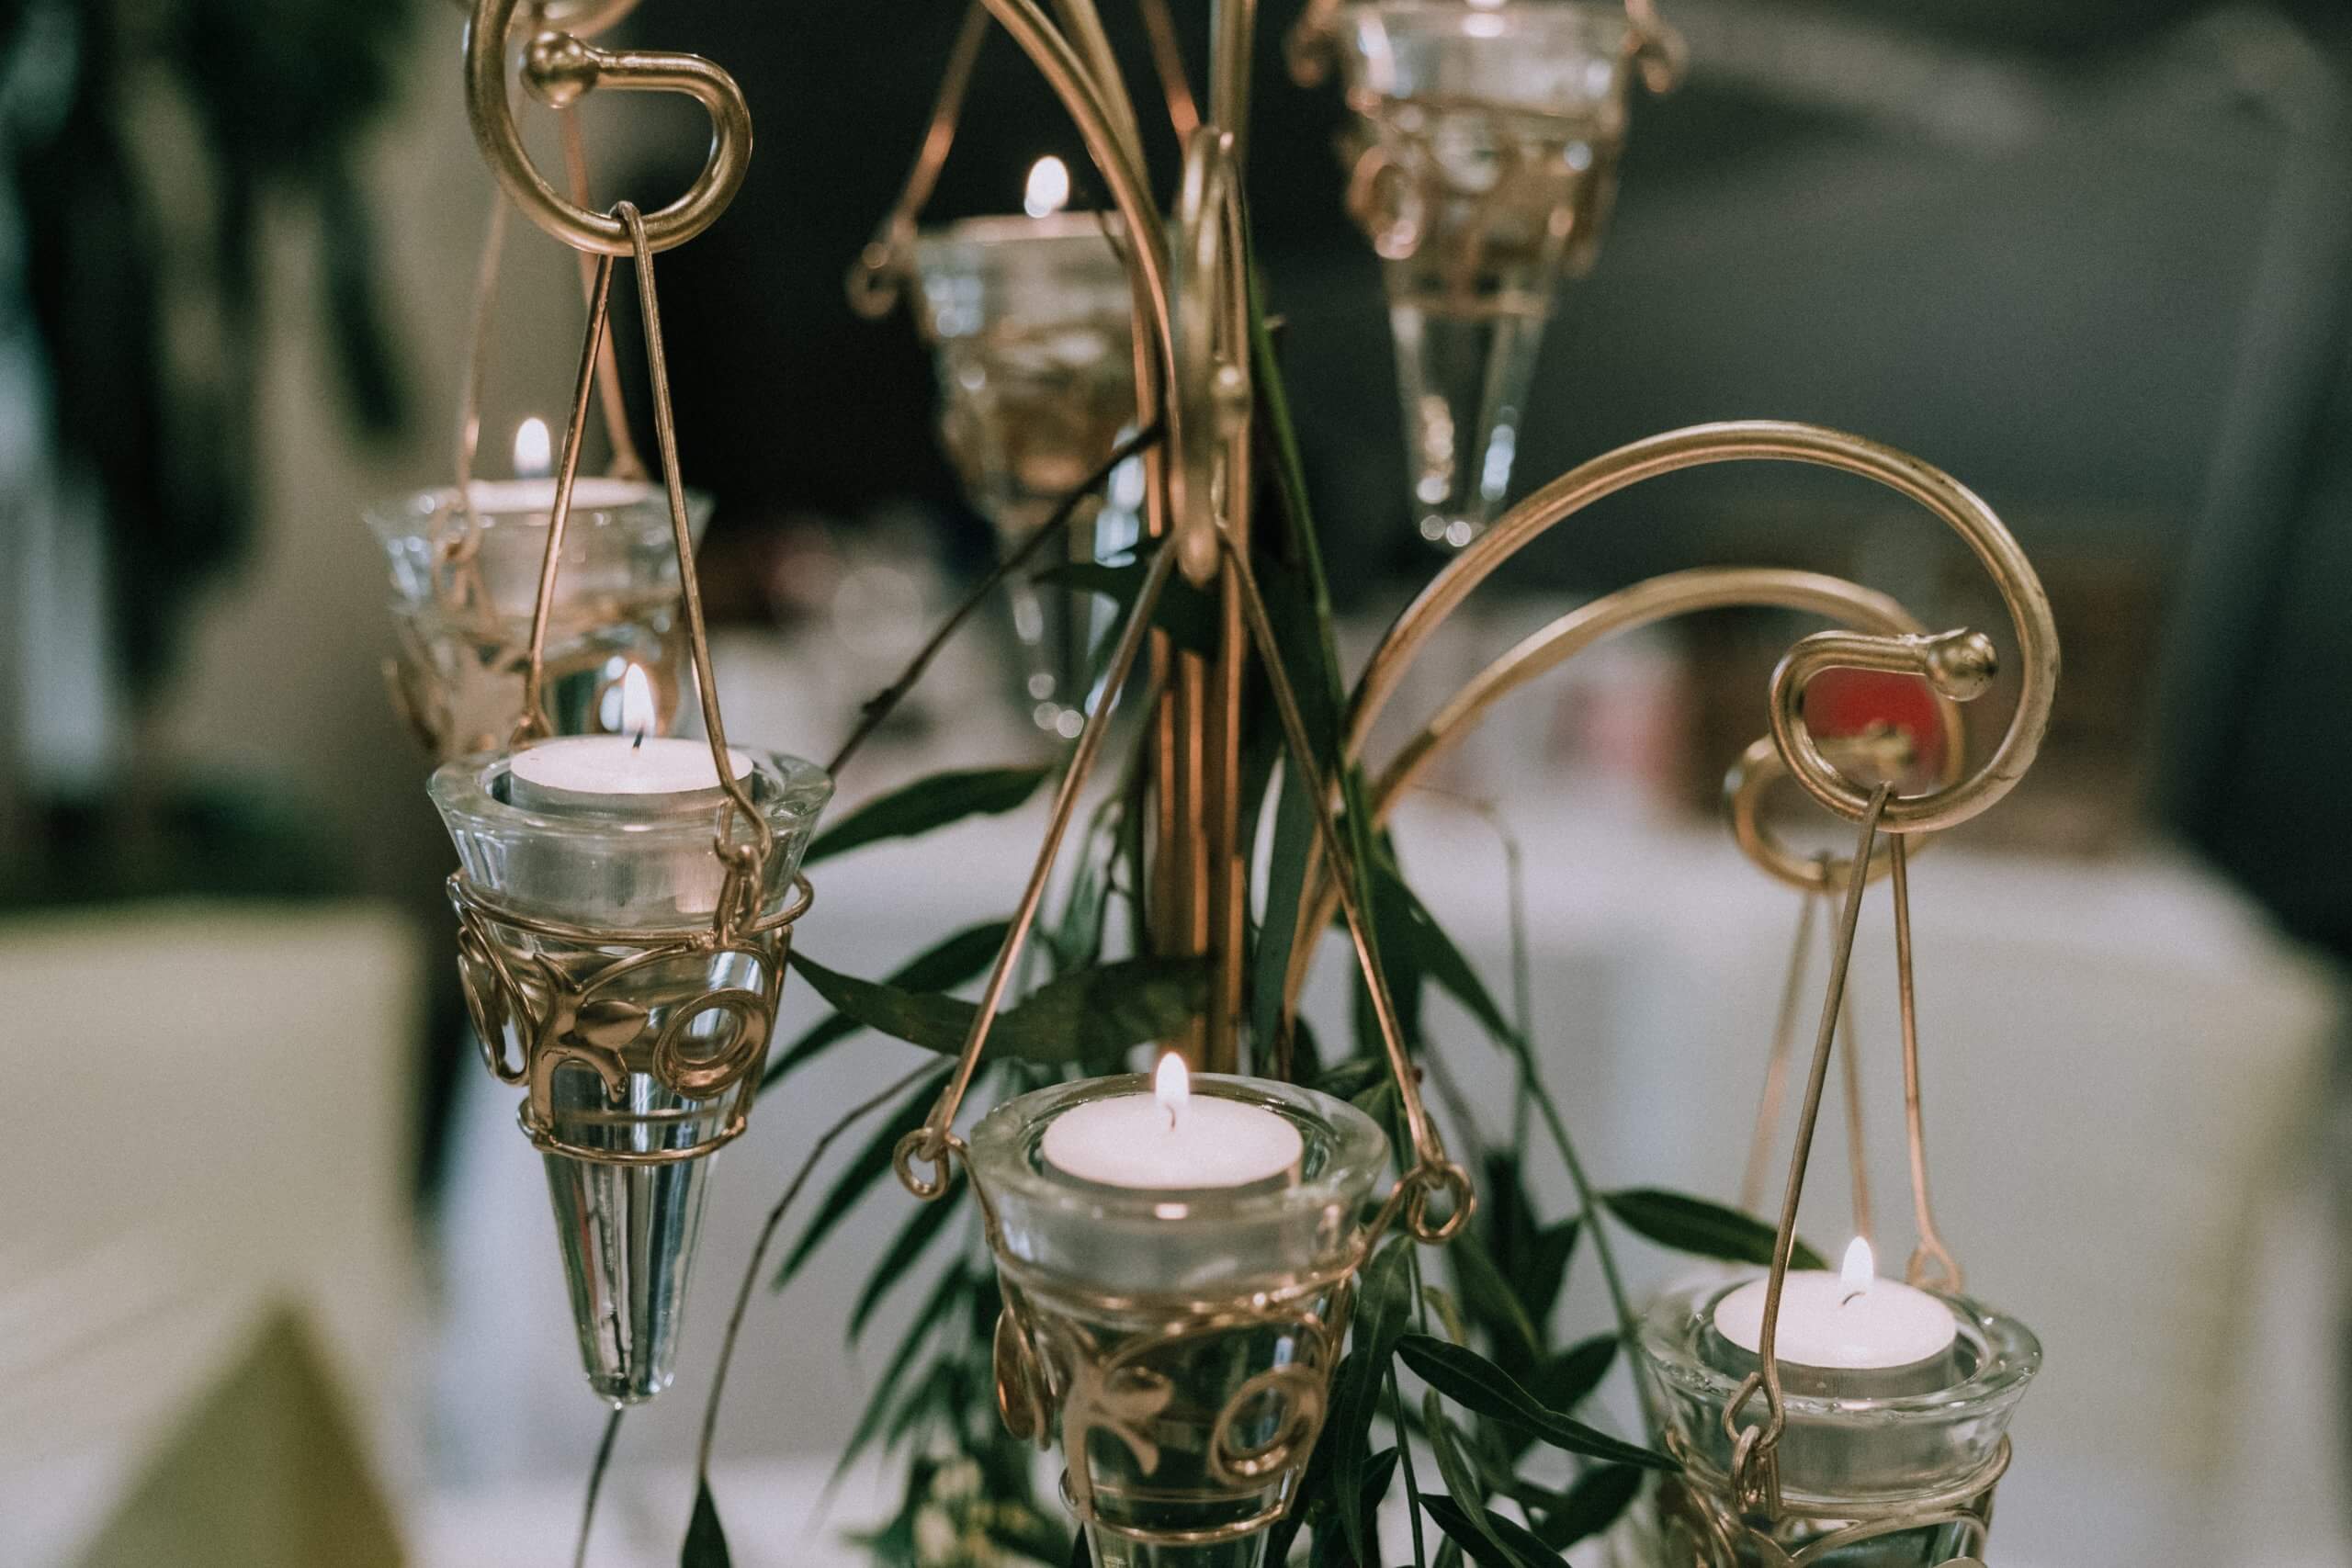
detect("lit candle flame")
(1154, 1052), (1189, 1132)
(1023, 155), (1071, 220)
(1840, 1235), (1876, 1295)
(512, 416), (553, 479)
(618, 664), (657, 743)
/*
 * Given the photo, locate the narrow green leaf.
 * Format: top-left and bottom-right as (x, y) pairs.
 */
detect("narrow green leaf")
(765, 920), (1010, 1087)
(683, 1479), (731, 1567)
(1333, 1239), (1416, 1565)
(1312, 1057), (1389, 1103)
(1533, 1333), (1618, 1416)
(807, 764), (1051, 864)
(1426, 1393), (1521, 1568)
(848, 1186), (960, 1341)
(1419, 1496), (1568, 1568)
(774, 1069), (948, 1287)
(1035, 556), (1221, 656)
(786, 952), (1208, 1064)
(1602, 1188), (1828, 1271)
(836, 1263), (968, 1481)
(1448, 1230), (1540, 1371)
(1421, 1283), (1472, 1348)
(1524, 1463), (1645, 1551)
(1250, 763), (1319, 1063)
(1372, 852), (1515, 1052)
(1396, 1335), (1678, 1472)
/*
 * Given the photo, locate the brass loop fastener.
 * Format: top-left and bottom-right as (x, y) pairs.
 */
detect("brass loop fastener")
(1770, 627), (2003, 834)
(465, 0), (752, 254)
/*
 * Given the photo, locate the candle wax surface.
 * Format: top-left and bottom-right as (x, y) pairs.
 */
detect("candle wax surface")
(1040, 1092), (1305, 1190)
(459, 477), (660, 514)
(509, 736), (753, 810)
(1713, 1270), (1959, 1371)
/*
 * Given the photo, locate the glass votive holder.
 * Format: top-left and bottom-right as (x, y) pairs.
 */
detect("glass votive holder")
(965, 1074), (1389, 1568)
(910, 214), (1139, 734)
(429, 746), (831, 1404)
(1334, 0), (1636, 549)
(1641, 1275), (2041, 1566)
(368, 479), (714, 758)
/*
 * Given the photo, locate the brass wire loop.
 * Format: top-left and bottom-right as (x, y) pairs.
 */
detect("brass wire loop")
(464, 0), (753, 255)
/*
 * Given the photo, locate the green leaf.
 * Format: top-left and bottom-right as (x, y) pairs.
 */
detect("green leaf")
(1332, 1239), (1416, 1565)
(1035, 556), (1221, 657)
(1532, 1333), (1618, 1415)
(683, 1478), (731, 1567)
(848, 1185), (961, 1340)
(786, 952), (1208, 1063)
(765, 920), (1011, 1087)
(1602, 1188), (1827, 1271)
(836, 1263), (969, 1481)
(1372, 852), (1515, 1052)
(1312, 1057), (1390, 1103)
(1396, 1335), (1678, 1472)
(1250, 762), (1319, 1064)
(774, 1069), (948, 1287)
(1426, 1393), (1521, 1568)
(1479, 1153), (1579, 1340)
(1448, 1230), (1540, 1372)
(1419, 1495), (1568, 1568)
(807, 764), (1051, 864)
(1522, 1463), (1645, 1551)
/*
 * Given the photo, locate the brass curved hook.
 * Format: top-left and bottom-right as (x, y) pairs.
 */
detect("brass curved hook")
(1346, 422), (2058, 836)
(1280, 564), (1971, 1026)
(464, 0), (753, 255)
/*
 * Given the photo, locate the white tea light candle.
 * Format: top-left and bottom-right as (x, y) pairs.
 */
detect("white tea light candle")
(508, 668), (751, 815)
(1713, 1237), (1958, 1385)
(1041, 1055), (1304, 1190)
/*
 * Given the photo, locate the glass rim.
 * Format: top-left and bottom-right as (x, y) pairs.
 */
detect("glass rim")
(363, 480), (712, 544)
(1641, 1273), (2042, 1419)
(429, 747), (833, 848)
(967, 1072), (1391, 1226)
(1340, 0), (1634, 30)
(913, 210), (1130, 253)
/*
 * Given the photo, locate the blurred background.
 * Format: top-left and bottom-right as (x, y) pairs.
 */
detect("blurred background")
(4, 0), (2351, 1564)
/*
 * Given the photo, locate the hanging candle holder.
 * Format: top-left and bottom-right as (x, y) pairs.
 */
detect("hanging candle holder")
(432, 2), (831, 1405)
(369, 477), (713, 759)
(369, 0), (721, 761)
(1643, 784), (2039, 1567)
(848, 8), (1144, 734)
(1325, 0), (1680, 549)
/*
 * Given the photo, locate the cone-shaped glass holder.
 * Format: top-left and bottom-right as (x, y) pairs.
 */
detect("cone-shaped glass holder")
(911, 214), (1139, 734)
(368, 479), (714, 757)
(431, 746), (830, 1404)
(1641, 1275), (2041, 1565)
(966, 1075), (1389, 1568)
(1337, 2), (1635, 549)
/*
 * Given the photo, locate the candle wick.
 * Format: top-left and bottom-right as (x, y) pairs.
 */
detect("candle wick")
(1839, 1289), (1866, 1307)
(632, 730), (645, 751)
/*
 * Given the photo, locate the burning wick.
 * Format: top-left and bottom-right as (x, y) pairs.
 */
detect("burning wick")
(618, 664), (657, 746)
(1023, 155), (1071, 220)
(1838, 1235), (1875, 1307)
(512, 416), (553, 480)
(1154, 1052), (1188, 1133)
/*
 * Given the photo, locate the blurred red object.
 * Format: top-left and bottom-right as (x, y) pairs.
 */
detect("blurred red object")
(1802, 668), (1949, 782)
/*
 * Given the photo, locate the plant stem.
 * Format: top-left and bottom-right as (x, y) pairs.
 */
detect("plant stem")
(693, 1062), (943, 1489)
(1389, 1366), (1430, 1567)
(574, 1405), (622, 1568)
(826, 421), (1162, 777)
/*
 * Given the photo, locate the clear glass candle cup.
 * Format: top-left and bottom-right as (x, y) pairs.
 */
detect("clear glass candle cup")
(430, 747), (831, 1404)
(1641, 1275), (2041, 1566)
(1336, 1), (1635, 549)
(911, 214), (1140, 734)
(368, 479), (714, 757)
(966, 1074), (1390, 1568)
